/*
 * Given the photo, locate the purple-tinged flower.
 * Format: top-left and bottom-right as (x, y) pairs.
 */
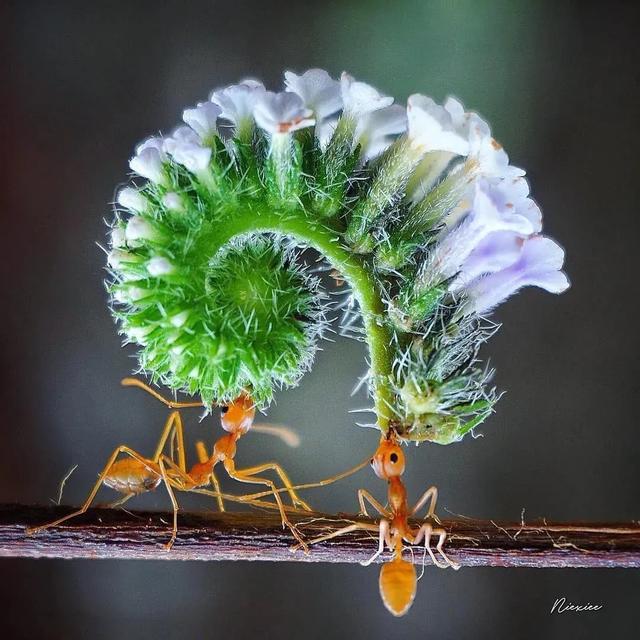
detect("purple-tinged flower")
(450, 231), (525, 292)
(427, 179), (534, 281)
(284, 69), (342, 120)
(254, 91), (315, 135)
(463, 235), (570, 314)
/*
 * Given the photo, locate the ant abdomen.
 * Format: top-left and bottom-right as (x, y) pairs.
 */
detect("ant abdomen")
(379, 556), (417, 617)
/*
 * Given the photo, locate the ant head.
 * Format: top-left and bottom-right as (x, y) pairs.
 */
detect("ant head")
(370, 436), (405, 480)
(220, 394), (255, 435)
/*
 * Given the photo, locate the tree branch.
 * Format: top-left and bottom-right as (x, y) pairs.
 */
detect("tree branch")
(1, 504), (638, 567)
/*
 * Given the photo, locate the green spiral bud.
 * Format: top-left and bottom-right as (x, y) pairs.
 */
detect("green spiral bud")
(106, 69), (568, 439)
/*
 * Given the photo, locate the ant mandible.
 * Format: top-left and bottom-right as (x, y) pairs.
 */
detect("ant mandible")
(297, 431), (459, 616)
(27, 378), (311, 549)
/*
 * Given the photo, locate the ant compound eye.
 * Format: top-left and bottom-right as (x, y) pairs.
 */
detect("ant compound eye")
(389, 452), (398, 463)
(370, 458), (374, 465)
(221, 406), (229, 415)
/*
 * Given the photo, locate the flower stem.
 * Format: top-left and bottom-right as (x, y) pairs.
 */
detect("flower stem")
(207, 205), (394, 431)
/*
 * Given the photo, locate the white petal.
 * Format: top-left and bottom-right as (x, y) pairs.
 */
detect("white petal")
(117, 187), (147, 212)
(254, 91), (315, 134)
(355, 104), (407, 161)
(162, 192), (184, 212)
(340, 72), (393, 117)
(110, 226), (127, 248)
(147, 256), (175, 277)
(407, 94), (470, 156)
(129, 147), (165, 184)
(284, 68), (342, 120)
(183, 102), (221, 140)
(125, 216), (157, 244)
(211, 81), (266, 129)
(108, 249), (136, 269)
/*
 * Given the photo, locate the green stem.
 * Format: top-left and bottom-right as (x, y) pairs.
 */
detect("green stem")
(206, 206), (394, 431)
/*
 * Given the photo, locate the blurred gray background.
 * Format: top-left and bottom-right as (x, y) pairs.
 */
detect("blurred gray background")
(2, 1), (639, 638)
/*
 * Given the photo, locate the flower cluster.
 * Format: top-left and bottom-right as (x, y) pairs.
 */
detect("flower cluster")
(107, 68), (568, 440)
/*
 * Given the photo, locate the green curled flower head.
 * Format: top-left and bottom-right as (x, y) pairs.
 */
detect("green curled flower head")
(107, 68), (569, 439)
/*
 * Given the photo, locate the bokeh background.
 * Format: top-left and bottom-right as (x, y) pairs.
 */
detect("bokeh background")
(3, 1), (639, 638)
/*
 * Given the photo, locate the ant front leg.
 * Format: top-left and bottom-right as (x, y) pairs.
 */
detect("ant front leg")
(26, 445), (153, 535)
(229, 460), (312, 512)
(293, 521), (380, 553)
(412, 523), (460, 570)
(358, 489), (390, 519)
(411, 485), (441, 524)
(223, 459), (308, 551)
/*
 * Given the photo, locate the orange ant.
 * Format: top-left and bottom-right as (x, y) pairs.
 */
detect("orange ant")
(296, 431), (459, 616)
(27, 378), (311, 549)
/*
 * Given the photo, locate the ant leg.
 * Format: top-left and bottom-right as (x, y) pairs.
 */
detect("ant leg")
(227, 461), (312, 512)
(121, 378), (204, 409)
(157, 457), (179, 550)
(195, 441), (224, 512)
(105, 493), (135, 509)
(293, 521), (380, 552)
(191, 487), (296, 513)
(410, 485), (441, 523)
(26, 445), (153, 535)
(153, 411), (186, 471)
(358, 489), (390, 519)
(361, 519), (391, 566)
(229, 455), (372, 503)
(223, 459), (308, 551)
(433, 526), (460, 570)
(413, 523), (458, 569)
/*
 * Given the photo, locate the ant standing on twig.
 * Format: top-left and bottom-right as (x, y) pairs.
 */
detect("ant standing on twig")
(295, 430), (459, 616)
(27, 378), (311, 549)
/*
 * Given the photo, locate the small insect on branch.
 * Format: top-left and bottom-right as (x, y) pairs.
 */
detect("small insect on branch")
(1, 505), (639, 568)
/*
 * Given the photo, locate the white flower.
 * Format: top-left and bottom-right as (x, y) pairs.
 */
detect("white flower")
(108, 248), (137, 269)
(463, 236), (570, 314)
(162, 192), (184, 212)
(129, 146), (166, 184)
(470, 131), (525, 179)
(163, 126), (211, 173)
(407, 94), (470, 156)
(340, 72), (394, 117)
(211, 80), (266, 132)
(254, 91), (315, 135)
(136, 136), (166, 155)
(117, 187), (147, 212)
(428, 179), (534, 280)
(147, 256), (175, 277)
(110, 226), (127, 248)
(170, 310), (189, 327)
(354, 104), (407, 161)
(125, 216), (158, 244)
(284, 68), (342, 120)
(183, 102), (221, 140)
(316, 117), (338, 149)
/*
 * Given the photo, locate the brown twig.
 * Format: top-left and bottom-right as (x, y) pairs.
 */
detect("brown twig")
(1, 504), (638, 567)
